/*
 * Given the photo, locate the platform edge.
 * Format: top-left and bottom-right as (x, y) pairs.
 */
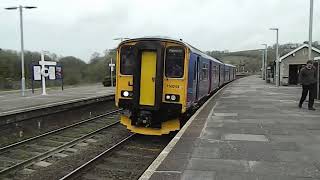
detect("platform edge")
(138, 83), (231, 180)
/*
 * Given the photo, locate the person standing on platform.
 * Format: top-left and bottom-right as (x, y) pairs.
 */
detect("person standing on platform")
(299, 60), (317, 110)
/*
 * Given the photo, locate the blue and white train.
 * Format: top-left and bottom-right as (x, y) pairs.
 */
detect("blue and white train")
(115, 36), (236, 135)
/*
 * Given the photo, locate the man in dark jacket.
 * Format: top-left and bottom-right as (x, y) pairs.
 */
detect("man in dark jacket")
(299, 60), (317, 110)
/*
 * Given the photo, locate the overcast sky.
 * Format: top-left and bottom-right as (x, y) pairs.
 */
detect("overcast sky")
(0, 0), (319, 62)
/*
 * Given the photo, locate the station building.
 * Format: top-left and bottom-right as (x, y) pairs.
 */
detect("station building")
(278, 44), (320, 85)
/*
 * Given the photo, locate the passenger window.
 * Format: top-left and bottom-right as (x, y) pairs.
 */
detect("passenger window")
(165, 47), (185, 78)
(212, 66), (216, 78)
(202, 63), (208, 80)
(120, 46), (134, 75)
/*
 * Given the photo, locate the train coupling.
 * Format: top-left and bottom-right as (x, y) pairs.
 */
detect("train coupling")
(135, 111), (152, 127)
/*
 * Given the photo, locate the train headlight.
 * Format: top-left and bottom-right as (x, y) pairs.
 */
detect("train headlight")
(165, 94), (180, 102)
(121, 90), (133, 98)
(123, 91), (129, 97)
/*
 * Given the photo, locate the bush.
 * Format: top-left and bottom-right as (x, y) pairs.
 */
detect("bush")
(102, 76), (116, 87)
(65, 75), (80, 85)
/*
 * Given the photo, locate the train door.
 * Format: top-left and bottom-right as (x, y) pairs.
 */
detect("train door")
(218, 64), (221, 86)
(224, 66), (226, 82)
(222, 65), (225, 84)
(225, 67), (228, 82)
(195, 56), (200, 101)
(139, 51), (157, 106)
(209, 61), (212, 93)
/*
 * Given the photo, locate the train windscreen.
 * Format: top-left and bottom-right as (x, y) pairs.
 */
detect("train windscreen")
(165, 47), (185, 78)
(120, 46), (134, 75)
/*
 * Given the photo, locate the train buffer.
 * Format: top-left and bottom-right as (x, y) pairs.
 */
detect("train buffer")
(141, 75), (320, 180)
(0, 84), (115, 125)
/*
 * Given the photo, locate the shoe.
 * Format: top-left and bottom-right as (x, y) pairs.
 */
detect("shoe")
(308, 107), (316, 111)
(298, 104), (302, 108)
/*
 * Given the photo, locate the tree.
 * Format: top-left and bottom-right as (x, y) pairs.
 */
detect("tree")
(59, 56), (87, 85)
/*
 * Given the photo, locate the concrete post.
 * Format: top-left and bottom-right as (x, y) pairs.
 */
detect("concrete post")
(19, 5), (26, 96)
(308, 0), (314, 61)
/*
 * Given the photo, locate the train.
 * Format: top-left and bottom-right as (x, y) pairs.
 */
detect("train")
(115, 36), (236, 135)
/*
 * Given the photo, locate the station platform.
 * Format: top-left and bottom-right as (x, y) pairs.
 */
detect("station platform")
(0, 84), (114, 124)
(141, 76), (320, 180)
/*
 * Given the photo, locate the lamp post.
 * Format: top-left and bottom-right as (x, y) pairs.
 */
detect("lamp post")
(308, 0), (314, 61)
(261, 44), (268, 81)
(260, 49), (264, 79)
(315, 57), (320, 100)
(5, 5), (37, 96)
(270, 28), (279, 87)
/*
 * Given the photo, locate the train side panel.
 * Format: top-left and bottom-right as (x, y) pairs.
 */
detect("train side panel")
(230, 66), (234, 81)
(210, 61), (220, 92)
(186, 53), (222, 108)
(186, 53), (197, 108)
(198, 56), (210, 100)
(224, 64), (236, 82)
(225, 66), (230, 82)
(219, 65), (225, 86)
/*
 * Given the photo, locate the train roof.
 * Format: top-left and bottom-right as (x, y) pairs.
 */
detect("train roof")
(120, 36), (183, 46)
(120, 36), (224, 64)
(224, 63), (236, 68)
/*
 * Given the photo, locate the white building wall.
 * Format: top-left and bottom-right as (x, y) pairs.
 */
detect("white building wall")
(280, 47), (320, 85)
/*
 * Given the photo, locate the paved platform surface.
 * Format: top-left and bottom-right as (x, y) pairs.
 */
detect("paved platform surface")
(0, 84), (114, 116)
(143, 76), (320, 180)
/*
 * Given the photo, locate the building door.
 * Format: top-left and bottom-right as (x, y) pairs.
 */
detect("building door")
(289, 65), (299, 85)
(139, 51), (157, 106)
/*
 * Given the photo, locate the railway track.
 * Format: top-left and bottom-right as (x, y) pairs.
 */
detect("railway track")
(59, 134), (172, 180)
(0, 109), (123, 179)
(0, 99), (116, 148)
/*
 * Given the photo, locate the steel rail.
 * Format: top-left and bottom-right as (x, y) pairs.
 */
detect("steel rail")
(0, 111), (122, 175)
(59, 133), (136, 180)
(0, 109), (121, 152)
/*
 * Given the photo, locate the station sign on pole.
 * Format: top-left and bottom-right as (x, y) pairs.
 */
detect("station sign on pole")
(39, 53), (56, 95)
(32, 52), (63, 95)
(109, 58), (115, 87)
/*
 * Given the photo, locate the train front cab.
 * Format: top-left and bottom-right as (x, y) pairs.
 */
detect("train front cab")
(116, 39), (189, 135)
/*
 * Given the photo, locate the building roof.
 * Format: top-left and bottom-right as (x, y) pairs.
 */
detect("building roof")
(279, 44), (320, 62)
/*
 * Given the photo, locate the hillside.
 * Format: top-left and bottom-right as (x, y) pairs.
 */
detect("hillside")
(207, 42), (320, 72)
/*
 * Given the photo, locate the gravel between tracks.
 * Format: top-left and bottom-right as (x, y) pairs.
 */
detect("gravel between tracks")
(14, 125), (131, 180)
(73, 134), (173, 180)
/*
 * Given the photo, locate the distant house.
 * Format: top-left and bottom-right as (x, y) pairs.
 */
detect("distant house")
(279, 44), (320, 85)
